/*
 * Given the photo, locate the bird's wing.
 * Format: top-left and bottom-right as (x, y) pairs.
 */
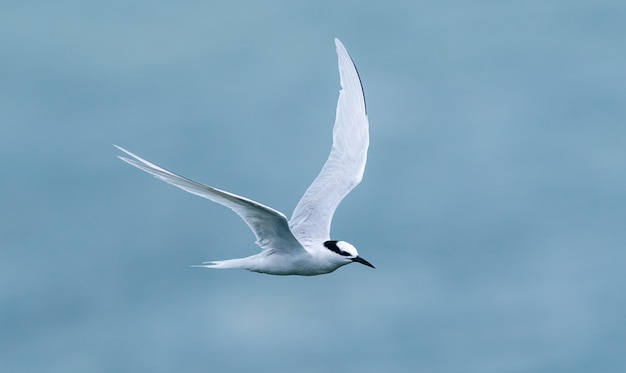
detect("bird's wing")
(115, 145), (304, 253)
(289, 39), (369, 245)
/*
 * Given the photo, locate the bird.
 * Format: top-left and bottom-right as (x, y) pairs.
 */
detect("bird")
(115, 38), (373, 276)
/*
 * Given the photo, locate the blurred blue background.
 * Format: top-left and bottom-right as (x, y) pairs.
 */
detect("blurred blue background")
(2, 1), (625, 372)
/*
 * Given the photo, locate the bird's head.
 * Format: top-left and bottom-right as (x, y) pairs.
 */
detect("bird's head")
(323, 240), (375, 269)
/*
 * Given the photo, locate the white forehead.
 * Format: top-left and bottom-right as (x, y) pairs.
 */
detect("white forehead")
(336, 241), (358, 256)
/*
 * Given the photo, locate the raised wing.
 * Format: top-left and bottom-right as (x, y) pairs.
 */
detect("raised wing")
(289, 39), (369, 244)
(115, 145), (304, 253)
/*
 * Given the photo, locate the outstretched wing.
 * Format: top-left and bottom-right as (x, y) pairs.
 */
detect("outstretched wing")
(289, 39), (369, 244)
(115, 145), (304, 253)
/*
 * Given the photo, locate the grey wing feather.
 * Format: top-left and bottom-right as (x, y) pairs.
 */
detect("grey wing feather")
(115, 145), (304, 253)
(289, 39), (369, 244)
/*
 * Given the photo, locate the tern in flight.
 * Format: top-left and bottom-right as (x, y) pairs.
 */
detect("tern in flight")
(116, 39), (373, 275)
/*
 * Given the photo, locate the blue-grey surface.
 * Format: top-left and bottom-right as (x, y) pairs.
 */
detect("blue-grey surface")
(2, 1), (625, 372)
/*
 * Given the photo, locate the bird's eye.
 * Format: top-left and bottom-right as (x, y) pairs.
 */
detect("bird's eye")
(324, 240), (351, 256)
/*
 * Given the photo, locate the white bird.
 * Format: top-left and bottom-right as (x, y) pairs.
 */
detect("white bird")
(115, 38), (373, 276)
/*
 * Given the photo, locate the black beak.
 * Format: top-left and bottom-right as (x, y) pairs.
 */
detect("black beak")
(352, 256), (375, 269)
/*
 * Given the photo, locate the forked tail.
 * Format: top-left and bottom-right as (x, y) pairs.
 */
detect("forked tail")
(191, 258), (251, 270)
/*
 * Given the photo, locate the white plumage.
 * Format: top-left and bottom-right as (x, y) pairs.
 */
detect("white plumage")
(116, 39), (373, 275)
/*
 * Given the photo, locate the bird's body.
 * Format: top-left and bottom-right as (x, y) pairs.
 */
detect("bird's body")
(205, 243), (353, 276)
(116, 39), (373, 276)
